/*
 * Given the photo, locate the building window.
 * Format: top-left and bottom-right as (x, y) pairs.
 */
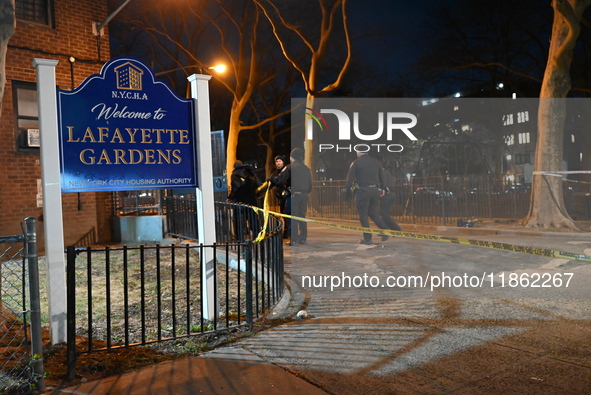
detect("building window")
(517, 111), (529, 123)
(515, 153), (531, 165)
(518, 132), (530, 144)
(15, 0), (53, 26)
(503, 113), (514, 126)
(13, 81), (40, 152)
(572, 134), (576, 143)
(505, 134), (514, 146)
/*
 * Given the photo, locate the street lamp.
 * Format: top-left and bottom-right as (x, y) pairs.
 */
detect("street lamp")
(155, 63), (228, 77)
(208, 64), (227, 74)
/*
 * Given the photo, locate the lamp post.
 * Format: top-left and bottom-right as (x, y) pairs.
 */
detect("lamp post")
(156, 64), (227, 97)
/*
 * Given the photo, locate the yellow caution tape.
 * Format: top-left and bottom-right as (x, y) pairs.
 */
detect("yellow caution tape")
(251, 207), (591, 263)
(534, 170), (591, 185)
(253, 186), (272, 244)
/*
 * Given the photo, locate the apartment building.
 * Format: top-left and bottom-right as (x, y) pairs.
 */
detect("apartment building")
(2, 0), (112, 246)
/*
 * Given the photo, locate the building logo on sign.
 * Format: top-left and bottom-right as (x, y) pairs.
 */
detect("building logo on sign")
(115, 62), (143, 90)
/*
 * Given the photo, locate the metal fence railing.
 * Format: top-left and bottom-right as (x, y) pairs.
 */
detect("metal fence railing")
(0, 218), (44, 393)
(308, 176), (589, 225)
(67, 201), (284, 379)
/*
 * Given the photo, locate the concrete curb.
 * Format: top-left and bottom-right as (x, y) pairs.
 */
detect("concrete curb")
(269, 276), (307, 320)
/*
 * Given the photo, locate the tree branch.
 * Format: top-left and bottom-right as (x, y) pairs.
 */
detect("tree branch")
(319, 0), (351, 93)
(253, 0), (311, 93)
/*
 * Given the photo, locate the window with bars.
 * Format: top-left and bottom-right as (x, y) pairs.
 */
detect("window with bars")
(15, 0), (53, 26)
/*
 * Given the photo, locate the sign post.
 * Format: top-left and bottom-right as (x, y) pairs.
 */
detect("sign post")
(188, 74), (216, 319)
(33, 58), (67, 344)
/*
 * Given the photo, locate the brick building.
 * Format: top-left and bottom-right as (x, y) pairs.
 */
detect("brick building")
(2, 0), (113, 247)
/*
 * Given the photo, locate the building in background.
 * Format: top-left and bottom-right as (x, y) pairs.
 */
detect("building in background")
(2, 0), (112, 247)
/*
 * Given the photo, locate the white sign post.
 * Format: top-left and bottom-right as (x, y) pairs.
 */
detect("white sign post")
(33, 58), (67, 344)
(188, 74), (217, 319)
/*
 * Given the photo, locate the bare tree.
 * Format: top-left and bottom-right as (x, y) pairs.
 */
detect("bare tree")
(120, 0), (292, 185)
(254, 0), (352, 175)
(524, 0), (591, 229)
(0, 0), (15, 116)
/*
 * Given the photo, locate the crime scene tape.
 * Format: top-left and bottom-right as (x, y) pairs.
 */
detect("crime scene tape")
(251, 207), (591, 263)
(533, 170), (591, 185)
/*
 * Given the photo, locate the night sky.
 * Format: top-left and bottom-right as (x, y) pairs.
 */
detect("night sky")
(349, 1), (436, 79)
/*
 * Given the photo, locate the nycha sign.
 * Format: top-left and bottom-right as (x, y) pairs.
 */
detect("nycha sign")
(57, 57), (198, 192)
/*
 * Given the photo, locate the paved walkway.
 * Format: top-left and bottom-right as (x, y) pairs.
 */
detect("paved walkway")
(53, 221), (591, 394)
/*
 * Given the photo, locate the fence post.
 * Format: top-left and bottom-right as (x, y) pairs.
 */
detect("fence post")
(245, 241), (253, 329)
(66, 246), (77, 379)
(24, 217), (45, 391)
(440, 176), (446, 226)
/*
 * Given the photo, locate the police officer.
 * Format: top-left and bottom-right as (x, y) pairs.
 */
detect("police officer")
(270, 155), (289, 238)
(346, 152), (389, 244)
(269, 148), (312, 246)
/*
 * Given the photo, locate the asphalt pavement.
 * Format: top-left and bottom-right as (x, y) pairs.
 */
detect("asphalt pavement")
(53, 220), (591, 394)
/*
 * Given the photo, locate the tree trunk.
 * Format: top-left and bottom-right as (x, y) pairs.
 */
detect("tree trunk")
(0, 0), (16, 116)
(0, 0), (16, 311)
(226, 103), (242, 191)
(525, 0), (587, 229)
(304, 95), (316, 178)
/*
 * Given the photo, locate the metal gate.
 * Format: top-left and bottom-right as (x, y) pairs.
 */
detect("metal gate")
(0, 218), (44, 393)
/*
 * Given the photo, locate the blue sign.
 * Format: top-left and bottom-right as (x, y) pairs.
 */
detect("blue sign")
(57, 57), (198, 192)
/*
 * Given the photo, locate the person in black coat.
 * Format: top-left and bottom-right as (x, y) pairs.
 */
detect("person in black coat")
(269, 148), (312, 246)
(228, 160), (260, 206)
(270, 155), (290, 238)
(228, 160), (261, 240)
(345, 152), (389, 244)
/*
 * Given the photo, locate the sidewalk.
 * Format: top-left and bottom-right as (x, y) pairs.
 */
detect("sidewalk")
(52, 221), (591, 394)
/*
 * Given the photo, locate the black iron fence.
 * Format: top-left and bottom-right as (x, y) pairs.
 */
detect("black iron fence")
(66, 201), (284, 378)
(309, 176), (589, 225)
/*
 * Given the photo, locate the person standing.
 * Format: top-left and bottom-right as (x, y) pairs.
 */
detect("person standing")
(379, 158), (402, 232)
(228, 160), (261, 240)
(228, 160), (261, 206)
(270, 155), (290, 238)
(345, 152), (389, 244)
(270, 148), (312, 246)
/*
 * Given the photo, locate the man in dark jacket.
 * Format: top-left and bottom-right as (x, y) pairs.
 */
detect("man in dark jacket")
(269, 148), (312, 246)
(270, 155), (290, 238)
(228, 160), (261, 240)
(228, 160), (260, 206)
(345, 152), (389, 244)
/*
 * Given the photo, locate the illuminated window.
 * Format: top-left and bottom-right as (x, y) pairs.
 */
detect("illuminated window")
(518, 132), (530, 144)
(517, 111), (529, 123)
(572, 134), (576, 143)
(502, 114), (514, 126)
(505, 134), (514, 146)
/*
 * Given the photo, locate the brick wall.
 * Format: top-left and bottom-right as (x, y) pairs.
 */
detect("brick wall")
(1, 0), (113, 248)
